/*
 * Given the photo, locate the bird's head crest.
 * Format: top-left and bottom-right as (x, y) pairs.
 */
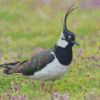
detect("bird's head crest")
(63, 4), (78, 30)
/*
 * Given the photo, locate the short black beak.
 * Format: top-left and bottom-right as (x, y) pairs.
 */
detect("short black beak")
(73, 41), (79, 46)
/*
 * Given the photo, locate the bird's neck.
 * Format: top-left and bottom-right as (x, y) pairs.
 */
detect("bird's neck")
(54, 45), (73, 65)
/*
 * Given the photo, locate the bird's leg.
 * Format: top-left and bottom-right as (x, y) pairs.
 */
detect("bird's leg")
(50, 84), (53, 93)
(50, 81), (54, 94)
(41, 82), (46, 94)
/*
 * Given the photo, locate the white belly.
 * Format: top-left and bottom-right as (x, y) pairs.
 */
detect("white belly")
(29, 52), (70, 81)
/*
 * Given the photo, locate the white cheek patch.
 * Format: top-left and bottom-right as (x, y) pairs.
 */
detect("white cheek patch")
(57, 31), (68, 48)
(57, 39), (68, 48)
(68, 35), (71, 39)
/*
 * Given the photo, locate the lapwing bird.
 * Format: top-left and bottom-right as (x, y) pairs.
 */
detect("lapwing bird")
(0, 5), (79, 94)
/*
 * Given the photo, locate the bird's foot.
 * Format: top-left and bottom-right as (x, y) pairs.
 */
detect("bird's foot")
(41, 82), (46, 94)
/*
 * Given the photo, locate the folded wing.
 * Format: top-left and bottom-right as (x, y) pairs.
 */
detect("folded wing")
(0, 46), (55, 76)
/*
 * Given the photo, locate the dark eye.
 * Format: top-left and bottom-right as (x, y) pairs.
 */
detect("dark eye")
(65, 35), (71, 39)
(64, 35), (68, 39)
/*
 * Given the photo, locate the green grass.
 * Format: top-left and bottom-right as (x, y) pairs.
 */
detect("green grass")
(0, 0), (100, 100)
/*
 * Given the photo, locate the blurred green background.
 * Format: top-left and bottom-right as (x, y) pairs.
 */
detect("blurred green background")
(0, 0), (99, 57)
(0, 0), (100, 100)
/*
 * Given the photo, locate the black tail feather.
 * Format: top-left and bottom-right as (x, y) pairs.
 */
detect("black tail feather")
(0, 60), (27, 69)
(0, 60), (27, 74)
(3, 69), (11, 74)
